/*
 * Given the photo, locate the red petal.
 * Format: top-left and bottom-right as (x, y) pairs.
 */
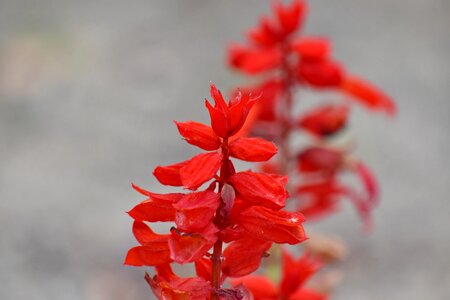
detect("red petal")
(297, 147), (343, 175)
(296, 180), (343, 220)
(228, 44), (282, 74)
(231, 275), (278, 299)
(153, 160), (188, 186)
(210, 83), (228, 111)
(228, 93), (258, 137)
(280, 251), (323, 297)
(160, 277), (211, 299)
(132, 221), (170, 245)
(229, 137), (278, 162)
(276, 0), (307, 35)
(180, 152), (223, 190)
(298, 104), (349, 137)
(175, 121), (221, 151)
(128, 191), (184, 222)
(247, 17), (280, 47)
(124, 242), (171, 266)
(206, 99), (229, 138)
(298, 60), (344, 87)
(222, 238), (272, 277)
(195, 257), (212, 281)
(238, 206), (307, 244)
(341, 75), (396, 115)
(229, 171), (287, 209)
(354, 161), (379, 206)
(291, 36), (331, 61)
(289, 289), (327, 300)
(168, 224), (218, 264)
(173, 190), (220, 231)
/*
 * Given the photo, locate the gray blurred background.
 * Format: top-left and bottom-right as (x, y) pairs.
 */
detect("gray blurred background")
(1, 0), (449, 299)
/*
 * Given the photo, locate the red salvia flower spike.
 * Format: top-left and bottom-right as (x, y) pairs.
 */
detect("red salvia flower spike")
(175, 121), (221, 151)
(229, 137), (278, 162)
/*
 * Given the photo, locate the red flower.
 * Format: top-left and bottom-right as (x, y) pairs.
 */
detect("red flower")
(231, 251), (327, 300)
(298, 104), (349, 137)
(206, 83), (258, 138)
(126, 83), (307, 299)
(228, 0), (395, 115)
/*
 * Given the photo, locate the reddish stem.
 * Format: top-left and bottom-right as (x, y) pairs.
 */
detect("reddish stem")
(210, 137), (232, 299)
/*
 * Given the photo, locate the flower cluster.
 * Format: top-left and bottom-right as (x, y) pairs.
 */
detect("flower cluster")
(232, 251), (326, 300)
(228, 0), (395, 229)
(125, 84), (307, 299)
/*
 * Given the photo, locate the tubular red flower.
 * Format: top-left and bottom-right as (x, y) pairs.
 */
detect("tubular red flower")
(291, 36), (331, 61)
(228, 44), (282, 75)
(298, 59), (344, 87)
(229, 137), (278, 162)
(238, 206), (306, 244)
(168, 224), (218, 264)
(229, 171), (288, 209)
(341, 75), (396, 115)
(153, 160), (188, 187)
(275, 0), (307, 36)
(128, 184), (184, 222)
(297, 146), (343, 175)
(173, 190), (220, 232)
(175, 121), (221, 151)
(179, 152), (222, 190)
(298, 104), (349, 137)
(221, 238), (272, 277)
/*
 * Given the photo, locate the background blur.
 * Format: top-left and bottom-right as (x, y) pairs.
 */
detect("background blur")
(1, 0), (449, 299)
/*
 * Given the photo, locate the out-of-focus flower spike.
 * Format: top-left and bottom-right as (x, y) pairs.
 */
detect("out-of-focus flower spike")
(341, 75), (396, 116)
